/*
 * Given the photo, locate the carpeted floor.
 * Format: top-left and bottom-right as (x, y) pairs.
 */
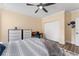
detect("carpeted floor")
(41, 39), (65, 56)
(64, 49), (79, 56)
(41, 39), (79, 56)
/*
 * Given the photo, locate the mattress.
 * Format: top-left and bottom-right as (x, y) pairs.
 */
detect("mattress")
(2, 38), (49, 56)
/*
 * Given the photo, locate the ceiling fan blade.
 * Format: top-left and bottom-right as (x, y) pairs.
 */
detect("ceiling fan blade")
(43, 3), (56, 6)
(43, 8), (48, 13)
(26, 3), (35, 6)
(35, 8), (39, 13)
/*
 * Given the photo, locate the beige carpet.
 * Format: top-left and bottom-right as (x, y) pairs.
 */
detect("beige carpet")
(41, 39), (79, 56)
(41, 39), (65, 56)
(64, 49), (79, 56)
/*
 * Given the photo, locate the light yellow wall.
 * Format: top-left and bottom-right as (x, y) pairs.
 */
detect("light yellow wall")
(0, 9), (1, 41)
(1, 10), (42, 42)
(65, 12), (72, 43)
(42, 11), (65, 44)
(71, 10), (79, 19)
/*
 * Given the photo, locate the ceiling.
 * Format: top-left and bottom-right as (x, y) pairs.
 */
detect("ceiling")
(0, 3), (79, 18)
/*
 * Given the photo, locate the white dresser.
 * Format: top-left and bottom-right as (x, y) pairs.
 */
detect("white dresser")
(23, 29), (32, 39)
(8, 29), (32, 41)
(8, 29), (22, 41)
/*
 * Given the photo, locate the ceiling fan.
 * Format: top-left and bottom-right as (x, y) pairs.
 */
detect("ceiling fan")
(26, 3), (56, 13)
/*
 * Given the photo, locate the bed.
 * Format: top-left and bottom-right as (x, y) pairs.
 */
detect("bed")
(1, 38), (49, 56)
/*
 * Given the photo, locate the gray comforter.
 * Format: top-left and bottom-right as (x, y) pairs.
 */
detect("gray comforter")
(2, 38), (49, 56)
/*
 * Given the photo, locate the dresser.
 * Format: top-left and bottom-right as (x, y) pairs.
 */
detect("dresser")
(8, 29), (32, 41)
(8, 29), (22, 41)
(23, 29), (32, 39)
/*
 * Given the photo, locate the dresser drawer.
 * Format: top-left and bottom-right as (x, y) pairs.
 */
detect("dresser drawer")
(9, 34), (21, 37)
(9, 30), (21, 34)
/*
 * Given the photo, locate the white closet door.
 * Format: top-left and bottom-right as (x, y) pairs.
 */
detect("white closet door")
(44, 21), (60, 42)
(75, 18), (79, 46)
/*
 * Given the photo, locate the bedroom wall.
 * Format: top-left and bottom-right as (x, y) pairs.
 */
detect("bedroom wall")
(41, 10), (76, 44)
(0, 9), (1, 41)
(64, 9), (79, 44)
(70, 9), (79, 44)
(42, 11), (65, 44)
(1, 10), (42, 42)
(0, 9), (78, 43)
(65, 12), (72, 43)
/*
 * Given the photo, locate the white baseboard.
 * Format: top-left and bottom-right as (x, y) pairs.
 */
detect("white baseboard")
(66, 40), (79, 47)
(71, 41), (75, 45)
(65, 41), (71, 43)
